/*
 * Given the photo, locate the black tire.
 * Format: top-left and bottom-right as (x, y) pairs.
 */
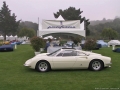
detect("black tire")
(36, 61), (50, 72)
(89, 60), (103, 71)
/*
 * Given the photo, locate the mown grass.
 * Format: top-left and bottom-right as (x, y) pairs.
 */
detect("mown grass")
(0, 45), (120, 90)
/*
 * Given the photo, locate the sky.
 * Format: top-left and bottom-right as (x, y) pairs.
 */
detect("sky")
(0, 0), (120, 23)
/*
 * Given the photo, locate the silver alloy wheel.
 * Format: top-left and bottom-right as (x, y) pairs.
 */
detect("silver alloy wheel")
(39, 62), (48, 72)
(92, 61), (101, 71)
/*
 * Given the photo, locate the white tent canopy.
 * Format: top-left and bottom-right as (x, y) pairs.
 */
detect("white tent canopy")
(43, 35), (53, 39)
(14, 35), (18, 38)
(0, 35), (28, 41)
(39, 28), (85, 37)
(108, 40), (120, 45)
(56, 15), (65, 21)
(0, 35), (4, 40)
(38, 15), (85, 37)
(9, 35), (13, 37)
(0, 35), (3, 37)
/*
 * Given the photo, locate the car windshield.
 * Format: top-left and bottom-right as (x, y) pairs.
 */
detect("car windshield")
(47, 49), (61, 56)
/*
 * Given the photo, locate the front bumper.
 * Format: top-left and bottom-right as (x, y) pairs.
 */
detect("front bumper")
(105, 63), (112, 67)
(24, 64), (30, 67)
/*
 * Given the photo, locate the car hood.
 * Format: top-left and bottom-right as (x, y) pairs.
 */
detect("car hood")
(25, 53), (49, 63)
(35, 53), (49, 57)
(88, 52), (101, 56)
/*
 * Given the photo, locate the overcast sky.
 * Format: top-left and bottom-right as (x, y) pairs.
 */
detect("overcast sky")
(0, 0), (120, 23)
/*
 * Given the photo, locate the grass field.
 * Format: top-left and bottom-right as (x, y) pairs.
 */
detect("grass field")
(0, 45), (120, 90)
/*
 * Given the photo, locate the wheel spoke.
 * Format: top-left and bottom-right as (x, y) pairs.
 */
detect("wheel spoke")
(92, 61), (101, 70)
(39, 62), (48, 71)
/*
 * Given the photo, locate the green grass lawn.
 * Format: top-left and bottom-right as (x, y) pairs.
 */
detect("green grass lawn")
(0, 45), (120, 90)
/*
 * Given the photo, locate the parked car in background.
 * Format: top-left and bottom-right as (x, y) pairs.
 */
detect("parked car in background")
(0, 45), (14, 52)
(97, 40), (108, 47)
(64, 41), (74, 47)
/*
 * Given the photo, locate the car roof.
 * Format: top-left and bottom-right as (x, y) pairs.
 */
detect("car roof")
(61, 48), (75, 50)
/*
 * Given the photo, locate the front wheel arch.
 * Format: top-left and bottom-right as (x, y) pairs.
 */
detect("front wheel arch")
(88, 59), (104, 71)
(35, 60), (51, 72)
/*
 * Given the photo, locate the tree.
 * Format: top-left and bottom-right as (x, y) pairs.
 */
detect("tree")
(0, 1), (20, 40)
(18, 28), (36, 38)
(19, 21), (38, 31)
(84, 18), (90, 36)
(84, 39), (97, 51)
(101, 28), (119, 40)
(54, 7), (90, 36)
(30, 36), (45, 52)
(89, 18), (120, 39)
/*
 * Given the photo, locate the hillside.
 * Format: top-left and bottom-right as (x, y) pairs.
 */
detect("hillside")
(90, 18), (113, 26)
(89, 18), (120, 37)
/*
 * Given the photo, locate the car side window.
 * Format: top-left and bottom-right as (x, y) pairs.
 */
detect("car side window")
(62, 50), (74, 57)
(57, 50), (74, 57)
(71, 51), (77, 56)
(77, 52), (86, 56)
(63, 53), (72, 56)
(57, 53), (63, 56)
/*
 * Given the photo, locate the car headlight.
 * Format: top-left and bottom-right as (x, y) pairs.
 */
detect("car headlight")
(25, 59), (32, 65)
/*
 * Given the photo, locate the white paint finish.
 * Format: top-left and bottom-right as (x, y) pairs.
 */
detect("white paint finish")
(52, 56), (77, 69)
(24, 49), (111, 70)
(73, 56), (89, 69)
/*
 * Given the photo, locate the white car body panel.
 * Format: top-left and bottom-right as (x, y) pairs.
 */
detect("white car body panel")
(74, 56), (90, 69)
(52, 56), (76, 69)
(24, 48), (111, 70)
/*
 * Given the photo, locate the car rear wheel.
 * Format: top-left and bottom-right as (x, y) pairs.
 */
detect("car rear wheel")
(89, 60), (103, 71)
(36, 61), (50, 72)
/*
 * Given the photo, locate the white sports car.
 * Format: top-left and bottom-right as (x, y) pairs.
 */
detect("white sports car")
(24, 48), (111, 72)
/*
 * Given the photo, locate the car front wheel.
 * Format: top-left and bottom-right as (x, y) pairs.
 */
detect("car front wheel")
(36, 61), (50, 72)
(89, 60), (103, 71)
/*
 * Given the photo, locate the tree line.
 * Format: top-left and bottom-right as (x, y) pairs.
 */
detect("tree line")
(89, 17), (120, 39)
(0, 1), (37, 40)
(0, 1), (119, 40)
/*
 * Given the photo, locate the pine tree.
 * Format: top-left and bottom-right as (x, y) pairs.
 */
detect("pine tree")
(0, 1), (20, 40)
(54, 7), (90, 36)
